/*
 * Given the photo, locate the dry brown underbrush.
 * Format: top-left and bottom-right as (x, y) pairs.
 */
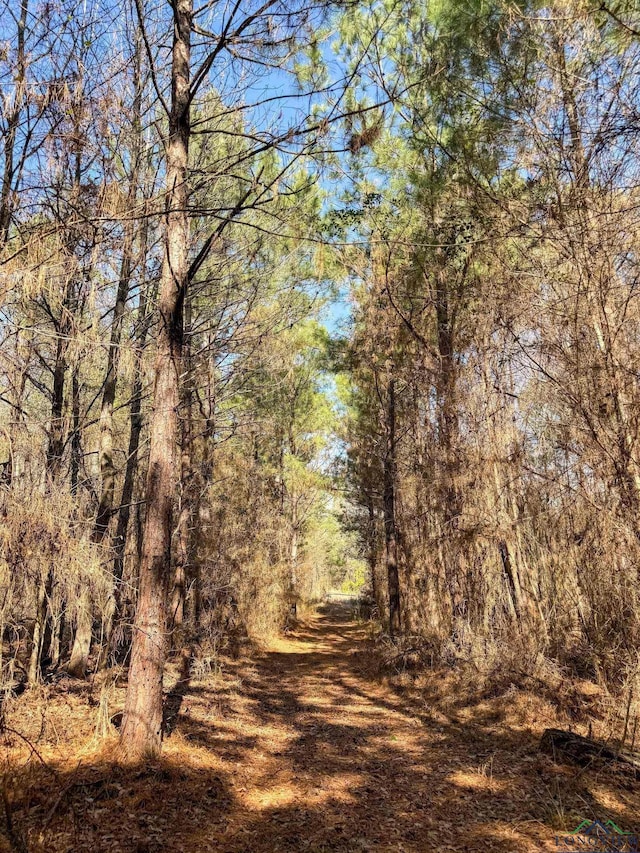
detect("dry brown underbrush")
(0, 486), (106, 689)
(372, 622), (640, 753)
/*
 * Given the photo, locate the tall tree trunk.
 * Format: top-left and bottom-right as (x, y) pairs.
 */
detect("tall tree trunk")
(46, 327), (68, 480)
(383, 369), (401, 637)
(0, 0), (28, 247)
(28, 569), (53, 684)
(120, 0), (191, 759)
(6, 333), (29, 487)
(70, 365), (81, 495)
(434, 264), (462, 619)
(76, 47), (144, 678)
(171, 288), (193, 633)
(37, 288), (74, 679)
(68, 360), (94, 676)
(290, 523), (299, 589)
(366, 493), (381, 612)
(104, 275), (153, 667)
(94, 39), (143, 542)
(111, 225), (154, 602)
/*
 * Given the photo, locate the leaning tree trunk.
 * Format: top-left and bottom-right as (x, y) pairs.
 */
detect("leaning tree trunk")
(119, 0), (191, 760)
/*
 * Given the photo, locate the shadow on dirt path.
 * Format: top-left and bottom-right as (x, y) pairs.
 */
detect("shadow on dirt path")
(4, 602), (639, 853)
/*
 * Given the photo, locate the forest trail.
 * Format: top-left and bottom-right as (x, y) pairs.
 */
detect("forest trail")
(153, 602), (605, 853)
(6, 602), (638, 853)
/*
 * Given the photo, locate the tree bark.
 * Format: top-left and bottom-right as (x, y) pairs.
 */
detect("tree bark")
(48, 607), (65, 670)
(103, 274), (154, 667)
(70, 365), (81, 495)
(119, 0), (191, 760)
(68, 363), (91, 677)
(366, 495), (378, 603)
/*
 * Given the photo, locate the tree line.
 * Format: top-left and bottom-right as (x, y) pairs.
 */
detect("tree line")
(340, 0), (640, 699)
(1, 0), (640, 758)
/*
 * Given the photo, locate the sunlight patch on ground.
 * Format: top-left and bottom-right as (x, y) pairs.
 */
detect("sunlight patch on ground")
(587, 783), (638, 818)
(241, 772), (364, 811)
(447, 768), (508, 792)
(473, 821), (556, 852)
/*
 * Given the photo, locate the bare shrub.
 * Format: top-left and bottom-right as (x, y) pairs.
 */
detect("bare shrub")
(0, 485), (105, 686)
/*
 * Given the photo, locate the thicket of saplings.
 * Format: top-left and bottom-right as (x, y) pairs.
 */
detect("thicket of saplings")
(0, 451), (339, 697)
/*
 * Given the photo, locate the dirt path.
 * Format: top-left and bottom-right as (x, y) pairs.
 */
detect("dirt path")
(161, 603), (635, 852)
(6, 602), (639, 853)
